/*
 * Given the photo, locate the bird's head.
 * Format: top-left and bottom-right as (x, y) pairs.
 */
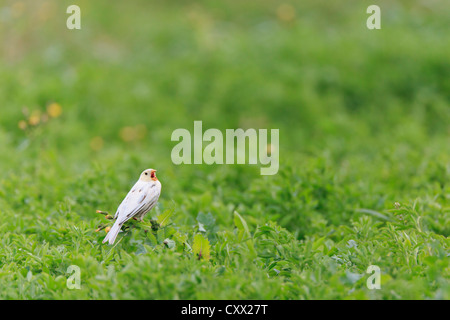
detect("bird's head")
(140, 168), (158, 182)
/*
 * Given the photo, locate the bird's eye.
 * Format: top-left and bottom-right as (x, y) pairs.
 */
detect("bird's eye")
(145, 172), (148, 175)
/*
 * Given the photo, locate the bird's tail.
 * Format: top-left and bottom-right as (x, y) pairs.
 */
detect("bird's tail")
(102, 221), (122, 245)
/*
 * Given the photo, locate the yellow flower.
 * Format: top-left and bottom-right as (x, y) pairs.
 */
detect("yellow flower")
(11, 2), (25, 18)
(119, 126), (136, 142)
(18, 120), (28, 130)
(28, 111), (41, 126)
(120, 125), (147, 142)
(276, 4), (296, 22)
(47, 103), (62, 118)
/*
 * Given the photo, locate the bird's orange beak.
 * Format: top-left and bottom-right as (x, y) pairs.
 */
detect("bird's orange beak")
(151, 169), (158, 181)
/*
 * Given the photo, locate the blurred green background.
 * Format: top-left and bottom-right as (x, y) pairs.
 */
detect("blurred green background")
(0, 0), (448, 299)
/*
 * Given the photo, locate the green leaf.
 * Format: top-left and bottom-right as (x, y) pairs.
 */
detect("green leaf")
(173, 231), (192, 252)
(233, 211), (256, 256)
(192, 233), (211, 261)
(355, 208), (392, 221)
(198, 222), (206, 233)
(145, 231), (157, 247)
(163, 238), (176, 249)
(156, 208), (174, 227)
(156, 229), (165, 243)
(26, 270), (32, 282)
(197, 212), (216, 228)
(234, 211), (250, 236)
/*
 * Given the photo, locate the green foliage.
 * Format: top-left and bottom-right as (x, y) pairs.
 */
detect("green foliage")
(156, 207), (175, 227)
(0, 0), (448, 299)
(192, 234), (211, 261)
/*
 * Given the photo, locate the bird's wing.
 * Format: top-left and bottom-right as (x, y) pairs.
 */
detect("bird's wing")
(133, 182), (161, 217)
(113, 181), (139, 219)
(114, 181), (159, 225)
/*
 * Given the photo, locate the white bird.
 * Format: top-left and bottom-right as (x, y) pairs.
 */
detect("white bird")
(103, 168), (162, 245)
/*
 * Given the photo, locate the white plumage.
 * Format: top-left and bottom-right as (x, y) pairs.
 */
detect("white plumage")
(103, 168), (162, 245)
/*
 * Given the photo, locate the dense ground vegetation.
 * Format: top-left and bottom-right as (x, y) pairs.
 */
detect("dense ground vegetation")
(0, 0), (448, 299)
